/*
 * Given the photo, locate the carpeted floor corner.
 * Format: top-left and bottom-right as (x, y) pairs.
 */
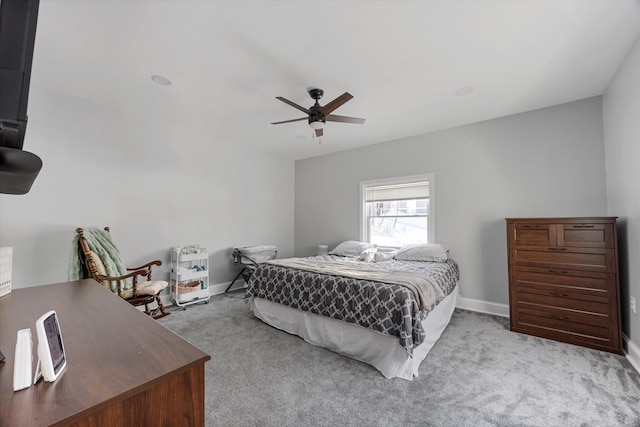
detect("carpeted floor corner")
(159, 291), (640, 427)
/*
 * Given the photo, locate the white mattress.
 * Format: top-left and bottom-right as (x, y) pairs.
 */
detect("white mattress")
(250, 284), (459, 380)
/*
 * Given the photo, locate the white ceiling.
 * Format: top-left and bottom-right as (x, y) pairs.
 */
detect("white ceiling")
(29, 0), (640, 161)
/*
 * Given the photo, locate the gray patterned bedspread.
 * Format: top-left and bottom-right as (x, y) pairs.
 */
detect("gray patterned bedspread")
(246, 255), (459, 355)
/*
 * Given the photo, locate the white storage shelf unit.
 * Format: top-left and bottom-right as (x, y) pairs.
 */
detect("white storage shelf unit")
(170, 250), (210, 308)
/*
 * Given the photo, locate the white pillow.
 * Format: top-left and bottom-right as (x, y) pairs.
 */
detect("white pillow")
(330, 240), (376, 256)
(373, 251), (395, 262)
(359, 247), (377, 262)
(394, 244), (448, 262)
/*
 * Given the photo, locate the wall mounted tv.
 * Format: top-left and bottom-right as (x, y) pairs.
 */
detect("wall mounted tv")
(0, 0), (42, 195)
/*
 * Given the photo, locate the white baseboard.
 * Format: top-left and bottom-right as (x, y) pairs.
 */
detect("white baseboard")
(209, 280), (246, 296)
(456, 296), (510, 318)
(163, 286), (507, 314)
(159, 279), (247, 307)
(623, 334), (640, 375)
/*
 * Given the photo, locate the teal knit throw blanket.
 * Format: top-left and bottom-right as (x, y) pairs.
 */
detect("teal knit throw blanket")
(68, 228), (131, 293)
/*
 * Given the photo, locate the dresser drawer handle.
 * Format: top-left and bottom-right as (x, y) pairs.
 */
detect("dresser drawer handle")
(571, 225), (595, 228)
(548, 269), (568, 274)
(549, 292), (568, 297)
(522, 225), (540, 228)
(550, 314), (569, 321)
(548, 247), (567, 251)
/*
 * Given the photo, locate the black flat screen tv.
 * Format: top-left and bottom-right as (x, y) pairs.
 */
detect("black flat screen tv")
(0, 0), (42, 194)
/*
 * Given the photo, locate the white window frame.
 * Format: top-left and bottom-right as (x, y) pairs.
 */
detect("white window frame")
(359, 173), (435, 247)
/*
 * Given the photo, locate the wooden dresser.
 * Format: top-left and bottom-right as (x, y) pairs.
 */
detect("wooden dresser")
(506, 217), (622, 354)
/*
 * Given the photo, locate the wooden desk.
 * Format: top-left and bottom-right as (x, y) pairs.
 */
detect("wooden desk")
(0, 280), (211, 426)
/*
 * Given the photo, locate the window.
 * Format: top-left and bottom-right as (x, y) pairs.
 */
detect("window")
(360, 174), (434, 247)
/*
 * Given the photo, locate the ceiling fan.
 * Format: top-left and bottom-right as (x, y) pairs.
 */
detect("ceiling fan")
(271, 88), (365, 137)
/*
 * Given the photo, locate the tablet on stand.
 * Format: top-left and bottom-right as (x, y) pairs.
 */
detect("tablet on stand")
(33, 310), (66, 383)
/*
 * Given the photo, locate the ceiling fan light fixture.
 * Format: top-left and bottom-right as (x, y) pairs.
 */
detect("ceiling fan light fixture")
(309, 120), (325, 130)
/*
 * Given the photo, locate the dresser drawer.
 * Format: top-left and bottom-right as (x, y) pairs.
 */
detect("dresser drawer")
(511, 247), (615, 273)
(510, 223), (555, 246)
(508, 221), (615, 249)
(558, 223), (615, 249)
(515, 288), (610, 317)
(514, 312), (616, 349)
(512, 266), (615, 295)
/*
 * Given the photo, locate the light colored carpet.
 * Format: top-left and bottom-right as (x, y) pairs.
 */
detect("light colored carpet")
(159, 291), (640, 427)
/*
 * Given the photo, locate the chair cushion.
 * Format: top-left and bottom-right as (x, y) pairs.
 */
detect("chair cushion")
(121, 281), (168, 299)
(89, 250), (112, 290)
(89, 250), (167, 299)
(80, 228), (129, 290)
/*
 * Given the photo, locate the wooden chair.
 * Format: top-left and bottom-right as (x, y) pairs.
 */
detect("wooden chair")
(75, 227), (169, 319)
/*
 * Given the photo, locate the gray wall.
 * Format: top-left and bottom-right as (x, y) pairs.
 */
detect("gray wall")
(603, 38), (640, 350)
(295, 97), (607, 305)
(0, 87), (295, 289)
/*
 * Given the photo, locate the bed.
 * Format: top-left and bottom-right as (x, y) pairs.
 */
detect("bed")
(245, 241), (460, 380)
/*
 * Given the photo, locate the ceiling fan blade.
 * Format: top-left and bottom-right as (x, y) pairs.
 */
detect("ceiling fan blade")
(318, 92), (353, 115)
(315, 128), (323, 137)
(271, 117), (307, 125)
(325, 114), (366, 124)
(276, 97), (311, 114)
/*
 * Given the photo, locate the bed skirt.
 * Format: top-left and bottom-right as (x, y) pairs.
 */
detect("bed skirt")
(249, 284), (459, 380)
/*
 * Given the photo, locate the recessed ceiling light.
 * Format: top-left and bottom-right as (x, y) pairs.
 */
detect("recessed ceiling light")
(455, 86), (474, 96)
(151, 75), (172, 86)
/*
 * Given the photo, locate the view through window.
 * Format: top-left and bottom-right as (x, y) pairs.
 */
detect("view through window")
(361, 175), (432, 247)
